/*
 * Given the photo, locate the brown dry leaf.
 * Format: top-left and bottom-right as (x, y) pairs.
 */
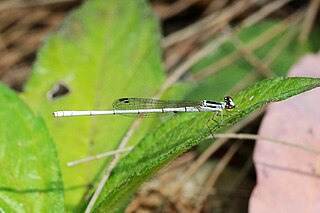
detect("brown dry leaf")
(250, 54), (320, 212)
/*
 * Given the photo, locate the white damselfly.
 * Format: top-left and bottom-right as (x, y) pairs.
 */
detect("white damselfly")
(53, 96), (235, 117)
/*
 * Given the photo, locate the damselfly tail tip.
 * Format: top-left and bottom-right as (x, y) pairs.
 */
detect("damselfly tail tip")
(53, 111), (62, 117)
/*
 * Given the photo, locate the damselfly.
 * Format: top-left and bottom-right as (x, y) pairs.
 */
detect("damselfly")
(53, 96), (235, 117)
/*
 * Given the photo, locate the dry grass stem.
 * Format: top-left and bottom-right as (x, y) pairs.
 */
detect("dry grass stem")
(228, 27), (275, 78)
(222, 23), (300, 95)
(85, 118), (142, 212)
(214, 133), (320, 154)
(203, 0), (229, 15)
(158, 29), (231, 97)
(241, 0), (293, 28)
(67, 146), (135, 167)
(193, 10), (302, 81)
(163, 0), (293, 75)
(194, 142), (242, 212)
(156, 0), (200, 20)
(299, 0), (320, 43)
(162, 0), (261, 48)
(263, 24), (300, 66)
(0, 0), (76, 11)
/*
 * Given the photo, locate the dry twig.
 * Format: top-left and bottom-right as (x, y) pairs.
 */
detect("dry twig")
(194, 142), (242, 212)
(299, 0), (320, 43)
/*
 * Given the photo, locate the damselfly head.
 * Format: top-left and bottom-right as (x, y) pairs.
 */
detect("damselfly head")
(224, 96), (235, 109)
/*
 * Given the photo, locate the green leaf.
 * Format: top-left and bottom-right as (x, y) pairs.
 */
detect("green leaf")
(93, 77), (320, 211)
(0, 84), (63, 212)
(21, 0), (165, 210)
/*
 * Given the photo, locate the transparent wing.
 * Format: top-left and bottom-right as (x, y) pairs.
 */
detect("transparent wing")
(112, 98), (201, 117)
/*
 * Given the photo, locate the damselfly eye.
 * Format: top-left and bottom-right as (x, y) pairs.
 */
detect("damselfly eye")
(224, 96), (235, 109)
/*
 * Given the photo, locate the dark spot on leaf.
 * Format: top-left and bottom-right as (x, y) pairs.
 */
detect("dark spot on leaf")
(47, 83), (70, 100)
